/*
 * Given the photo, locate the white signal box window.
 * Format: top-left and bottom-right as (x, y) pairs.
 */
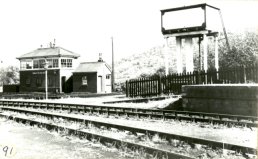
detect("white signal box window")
(20, 59), (33, 70)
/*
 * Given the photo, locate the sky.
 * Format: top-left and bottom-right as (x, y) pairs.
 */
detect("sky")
(0, 0), (258, 68)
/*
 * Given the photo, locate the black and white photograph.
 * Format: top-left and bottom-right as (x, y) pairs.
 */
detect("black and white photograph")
(0, 0), (257, 158)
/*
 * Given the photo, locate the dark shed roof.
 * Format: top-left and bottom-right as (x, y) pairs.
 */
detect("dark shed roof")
(17, 47), (80, 59)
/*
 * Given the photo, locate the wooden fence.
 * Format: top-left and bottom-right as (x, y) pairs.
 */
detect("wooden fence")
(126, 64), (258, 97)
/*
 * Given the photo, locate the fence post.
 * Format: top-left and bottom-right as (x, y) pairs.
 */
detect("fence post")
(158, 76), (162, 96)
(126, 81), (128, 97)
(195, 71), (199, 84)
(139, 78), (142, 97)
(216, 68), (219, 83)
(147, 77), (149, 97)
(129, 80), (131, 97)
(134, 79), (136, 97)
(130, 80), (132, 97)
(205, 70), (208, 84)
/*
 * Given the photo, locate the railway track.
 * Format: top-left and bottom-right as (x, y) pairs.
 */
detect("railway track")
(0, 111), (194, 159)
(0, 115), (195, 159)
(0, 106), (256, 156)
(0, 99), (257, 127)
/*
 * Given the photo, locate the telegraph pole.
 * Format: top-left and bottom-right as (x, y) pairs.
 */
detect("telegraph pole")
(111, 37), (115, 92)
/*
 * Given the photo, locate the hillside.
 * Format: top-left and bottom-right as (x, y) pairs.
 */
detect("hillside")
(114, 44), (177, 83)
(114, 37), (200, 84)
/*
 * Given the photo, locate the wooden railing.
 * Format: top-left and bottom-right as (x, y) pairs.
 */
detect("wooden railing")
(126, 64), (258, 97)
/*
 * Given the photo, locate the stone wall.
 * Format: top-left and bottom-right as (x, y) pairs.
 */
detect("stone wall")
(182, 84), (258, 116)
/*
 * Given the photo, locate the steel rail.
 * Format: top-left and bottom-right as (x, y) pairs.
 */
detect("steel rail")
(0, 113), (193, 159)
(1, 106), (256, 155)
(0, 100), (257, 127)
(103, 96), (169, 104)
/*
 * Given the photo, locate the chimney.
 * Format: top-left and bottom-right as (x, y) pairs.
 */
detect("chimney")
(50, 42), (52, 48)
(53, 39), (56, 47)
(98, 53), (103, 62)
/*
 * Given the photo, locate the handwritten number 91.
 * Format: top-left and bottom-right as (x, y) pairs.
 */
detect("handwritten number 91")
(3, 146), (13, 157)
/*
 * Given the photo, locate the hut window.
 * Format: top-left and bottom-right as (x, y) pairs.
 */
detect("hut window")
(82, 76), (87, 85)
(106, 74), (111, 79)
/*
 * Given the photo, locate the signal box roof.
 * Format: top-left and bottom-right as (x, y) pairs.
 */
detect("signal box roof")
(17, 47), (80, 60)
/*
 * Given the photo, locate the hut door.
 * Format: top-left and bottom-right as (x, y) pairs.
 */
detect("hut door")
(98, 76), (102, 93)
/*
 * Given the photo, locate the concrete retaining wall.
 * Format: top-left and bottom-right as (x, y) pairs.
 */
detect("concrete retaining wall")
(182, 84), (258, 116)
